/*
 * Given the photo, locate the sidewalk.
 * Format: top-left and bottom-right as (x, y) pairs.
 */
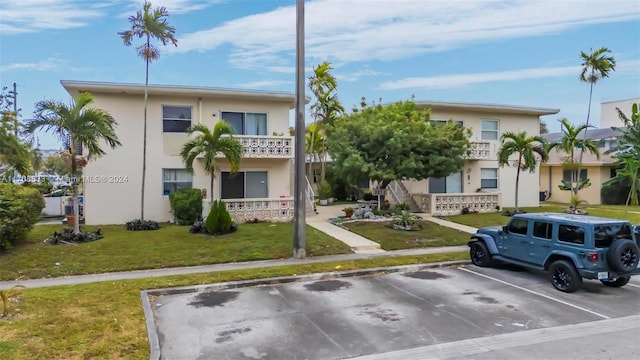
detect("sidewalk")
(308, 204), (384, 253)
(0, 246), (468, 290)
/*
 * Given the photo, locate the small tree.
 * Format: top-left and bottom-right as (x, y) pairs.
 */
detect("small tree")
(180, 122), (242, 203)
(604, 103), (640, 205)
(497, 131), (548, 213)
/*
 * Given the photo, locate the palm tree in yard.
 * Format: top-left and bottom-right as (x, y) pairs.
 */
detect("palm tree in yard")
(119, 1), (177, 220)
(575, 47), (615, 190)
(27, 92), (122, 234)
(547, 118), (600, 195)
(180, 122), (243, 204)
(497, 131), (548, 213)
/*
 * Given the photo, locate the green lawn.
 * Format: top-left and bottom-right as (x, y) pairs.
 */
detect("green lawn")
(342, 220), (470, 250)
(0, 223), (351, 281)
(0, 251), (468, 360)
(444, 203), (640, 228)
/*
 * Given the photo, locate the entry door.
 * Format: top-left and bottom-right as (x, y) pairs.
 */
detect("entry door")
(428, 171), (463, 193)
(221, 172), (245, 199)
(245, 171), (268, 198)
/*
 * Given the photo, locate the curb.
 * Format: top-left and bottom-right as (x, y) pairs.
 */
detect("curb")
(141, 259), (471, 360)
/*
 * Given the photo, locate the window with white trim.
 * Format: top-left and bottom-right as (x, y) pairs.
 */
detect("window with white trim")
(430, 119), (464, 127)
(481, 119), (499, 140)
(221, 112), (267, 135)
(163, 169), (192, 195)
(480, 168), (498, 189)
(163, 106), (192, 133)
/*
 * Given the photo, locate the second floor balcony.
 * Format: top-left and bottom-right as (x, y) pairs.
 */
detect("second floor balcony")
(217, 135), (294, 159)
(467, 141), (495, 160)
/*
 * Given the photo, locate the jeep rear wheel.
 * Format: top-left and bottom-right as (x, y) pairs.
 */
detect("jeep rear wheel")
(607, 239), (640, 273)
(470, 241), (492, 267)
(600, 276), (631, 288)
(549, 260), (582, 293)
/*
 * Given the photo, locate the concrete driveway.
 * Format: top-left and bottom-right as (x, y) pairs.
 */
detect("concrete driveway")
(145, 263), (640, 360)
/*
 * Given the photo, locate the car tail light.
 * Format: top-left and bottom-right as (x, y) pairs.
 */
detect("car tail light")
(588, 252), (598, 262)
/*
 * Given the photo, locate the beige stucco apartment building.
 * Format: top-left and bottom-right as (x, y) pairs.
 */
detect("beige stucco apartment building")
(540, 97), (639, 205)
(62, 80), (308, 225)
(387, 101), (559, 215)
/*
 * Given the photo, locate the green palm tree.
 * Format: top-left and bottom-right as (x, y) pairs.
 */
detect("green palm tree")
(575, 47), (616, 186)
(180, 122), (243, 203)
(605, 103), (640, 205)
(30, 147), (43, 176)
(119, 1), (177, 220)
(547, 118), (600, 195)
(0, 112), (30, 179)
(305, 122), (324, 183)
(497, 131), (548, 213)
(27, 92), (122, 233)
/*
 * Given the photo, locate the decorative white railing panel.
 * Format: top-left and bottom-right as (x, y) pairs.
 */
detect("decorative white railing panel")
(412, 194), (432, 213)
(431, 193), (501, 216)
(305, 176), (315, 213)
(467, 141), (493, 160)
(202, 198), (294, 223)
(216, 135), (293, 158)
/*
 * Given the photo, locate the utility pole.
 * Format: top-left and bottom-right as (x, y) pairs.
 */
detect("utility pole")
(10, 82), (18, 136)
(293, 0), (307, 259)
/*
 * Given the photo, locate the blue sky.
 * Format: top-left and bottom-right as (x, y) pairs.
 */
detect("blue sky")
(1, 0), (639, 150)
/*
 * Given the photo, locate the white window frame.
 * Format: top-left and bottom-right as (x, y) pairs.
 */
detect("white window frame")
(481, 119), (499, 140)
(220, 111), (268, 135)
(480, 168), (499, 189)
(430, 119), (464, 127)
(162, 105), (192, 133)
(162, 169), (193, 196)
(220, 170), (269, 199)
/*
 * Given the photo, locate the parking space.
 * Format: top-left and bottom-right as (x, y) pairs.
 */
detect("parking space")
(149, 264), (640, 360)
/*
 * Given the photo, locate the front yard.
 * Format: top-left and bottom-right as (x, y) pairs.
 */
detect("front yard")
(342, 220), (470, 250)
(444, 203), (640, 228)
(0, 223), (351, 281)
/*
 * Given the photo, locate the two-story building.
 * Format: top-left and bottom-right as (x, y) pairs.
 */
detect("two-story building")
(62, 80), (313, 225)
(386, 101), (559, 215)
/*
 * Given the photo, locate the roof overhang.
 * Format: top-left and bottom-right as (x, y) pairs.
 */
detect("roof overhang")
(61, 80), (306, 108)
(415, 100), (560, 116)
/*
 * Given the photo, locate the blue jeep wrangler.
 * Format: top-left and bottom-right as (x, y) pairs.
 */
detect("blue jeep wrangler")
(468, 213), (640, 293)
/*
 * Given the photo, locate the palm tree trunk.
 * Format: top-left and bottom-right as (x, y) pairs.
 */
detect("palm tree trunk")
(515, 154), (521, 213)
(210, 170), (214, 204)
(575, 77), (594, 197)
(71, 144), (80, 234)
(629, 168), (639, 206)
(140, 36), (150, 221)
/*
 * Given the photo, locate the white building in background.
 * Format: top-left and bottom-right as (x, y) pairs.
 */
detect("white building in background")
(62, 80), (314, 225)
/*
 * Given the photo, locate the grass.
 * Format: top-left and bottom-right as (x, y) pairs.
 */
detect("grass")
(0, 223), (351, 281)
(0, 251), (468, 360)
(342, 220), (470, 250)
(444, 203), (640, 228)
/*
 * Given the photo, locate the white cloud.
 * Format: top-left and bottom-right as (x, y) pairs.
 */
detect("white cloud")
(237, 80), (291, 88)
(122, 0), (226, 15)
(378, 60), (640, 90)
(170, 0), (640, 72)
(336, 69), (386, 82)
(0, 58), (65, 72)
(0, 0), (108, 34)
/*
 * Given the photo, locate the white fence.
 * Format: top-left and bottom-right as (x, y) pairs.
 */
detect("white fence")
(430, 193), (501, 216)
(42, 196), (72, 216)
(203, 198), (295, 223)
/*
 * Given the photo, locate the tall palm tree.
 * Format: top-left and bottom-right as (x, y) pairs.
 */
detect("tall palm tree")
(547, 118), (600, 195)
(305, 122), (323, 183)
(180, 122), (243, 204)
(119, 1), (177, 220)
(27, 92), (122, 233)
(497, 131), (548, 213)
(575, 47), (616, 189)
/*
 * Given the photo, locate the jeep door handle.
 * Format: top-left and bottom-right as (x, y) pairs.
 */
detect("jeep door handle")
(520, 240), (529, 243)
(541, 244), (551, 248)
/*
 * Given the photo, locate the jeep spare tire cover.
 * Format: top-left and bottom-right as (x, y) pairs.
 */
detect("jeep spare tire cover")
(607, 239), (640, 273)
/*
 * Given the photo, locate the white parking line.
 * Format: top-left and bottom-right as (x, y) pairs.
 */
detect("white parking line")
(459, 267), (610, 320)
(627, 283), (640, 289)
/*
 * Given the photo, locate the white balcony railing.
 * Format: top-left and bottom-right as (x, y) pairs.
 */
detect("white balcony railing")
(467, 141), (493, 160)
(203, 198), (294, 223)
(431, 193), (501, 216)
(216, 135), (294, 159)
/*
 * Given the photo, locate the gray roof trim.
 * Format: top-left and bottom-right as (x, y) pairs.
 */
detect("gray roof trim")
(543, 127), (618, 142)
(61, 80), (304, 106)
(414, 100), (560, 116)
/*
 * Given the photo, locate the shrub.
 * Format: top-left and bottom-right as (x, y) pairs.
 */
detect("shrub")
(169, 188), (203, 225)
(203, 200), (237, 235)
(317, 181), (332, 200)
(601, 178), (638, 205)
(125, 219), (160, 231)
(388, 210), (423, 231)
(23, 180), (53, 195)
(0, 183), (45, 250)
(363, 189), (373, 201)
(45, 228), (104, 244)
(343, 207), (354, 217)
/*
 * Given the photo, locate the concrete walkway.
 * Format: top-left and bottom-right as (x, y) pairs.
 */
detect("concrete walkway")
(308, 204), (384, 253)
(423, 215), (479, 234)
(0, 246), (468, 290)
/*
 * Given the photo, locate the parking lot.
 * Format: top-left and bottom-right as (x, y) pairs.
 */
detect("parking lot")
(148, 263), (640, 359)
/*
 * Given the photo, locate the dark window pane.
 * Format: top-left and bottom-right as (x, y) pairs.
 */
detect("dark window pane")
(533, 221), (552, 239)
(163, 120), (191, 133)
(221, 172), (245, 199)
(245, 113), (267, 135)
(221, 112), (244, 135)
(562, 169), (587, 182)
(558, 225), (585, 244)
(508, 219), (528, 235)
(594, 224), (632, 248)
(480, 179), (498, 189)
(163, 106), (191, 119)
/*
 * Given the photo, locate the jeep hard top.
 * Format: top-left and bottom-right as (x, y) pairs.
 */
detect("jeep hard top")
(468, 212), (640, 292)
